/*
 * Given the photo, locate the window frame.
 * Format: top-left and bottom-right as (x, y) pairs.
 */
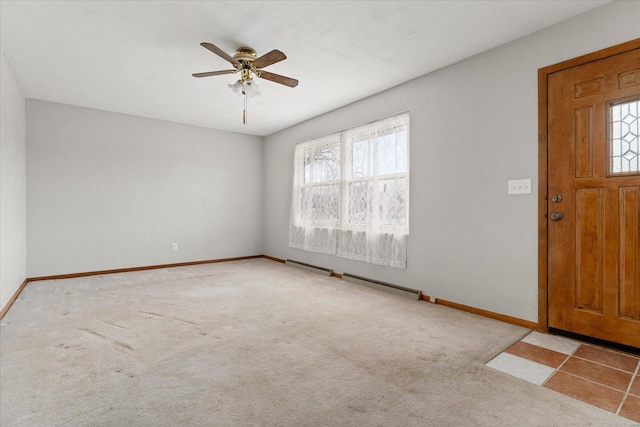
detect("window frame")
(296, 135), (341, 228)
(292, 112), (410, 234)
(342, 117), (410, 234)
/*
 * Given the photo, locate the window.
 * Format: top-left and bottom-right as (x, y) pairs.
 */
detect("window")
(289, 113), (409, 268)
(299, 134), (341, 226)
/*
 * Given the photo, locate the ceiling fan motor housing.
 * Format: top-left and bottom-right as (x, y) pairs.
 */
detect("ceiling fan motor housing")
(234, 47), (257, 63)
(234, 47), (258, 82)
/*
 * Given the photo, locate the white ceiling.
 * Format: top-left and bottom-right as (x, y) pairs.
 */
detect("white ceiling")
(1, 1), (611, 136)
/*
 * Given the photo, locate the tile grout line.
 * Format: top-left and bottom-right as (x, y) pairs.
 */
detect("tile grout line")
(571, 353), (640, 375)
(616, 358), (640, 415)
(540, 343), (580, 387)
(577, 342), (640, 363)
(552, 369), (633, 398)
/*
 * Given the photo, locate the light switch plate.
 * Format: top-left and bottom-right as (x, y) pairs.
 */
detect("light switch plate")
(508, 179), (532, 195)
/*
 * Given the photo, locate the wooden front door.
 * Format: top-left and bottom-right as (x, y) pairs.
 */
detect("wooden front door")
(547, 47), (640, 348)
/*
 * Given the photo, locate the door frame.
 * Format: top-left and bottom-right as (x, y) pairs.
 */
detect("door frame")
(538, 38), (640, 332)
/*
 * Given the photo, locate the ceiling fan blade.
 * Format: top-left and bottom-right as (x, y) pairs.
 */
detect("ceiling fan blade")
(258, 71), (299, 88)
(252, 50), (287, 69)
(200, 42), (240, 66)
(192, 70), (237, 78)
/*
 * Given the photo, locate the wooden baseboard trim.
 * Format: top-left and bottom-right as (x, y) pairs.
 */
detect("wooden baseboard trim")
(421, 295), (538, 330)
(0, 278), (28, 320)
(27, 255), (264, 282)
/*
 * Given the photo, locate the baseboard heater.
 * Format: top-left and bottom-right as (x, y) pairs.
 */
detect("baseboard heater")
(285, 259), (333, 276)
(341, 273), (422, 300)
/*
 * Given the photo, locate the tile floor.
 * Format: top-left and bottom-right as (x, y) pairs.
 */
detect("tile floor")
(487, 332), (640, 423)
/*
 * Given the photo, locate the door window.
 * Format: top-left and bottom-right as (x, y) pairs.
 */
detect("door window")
(608, 97), (639, 175)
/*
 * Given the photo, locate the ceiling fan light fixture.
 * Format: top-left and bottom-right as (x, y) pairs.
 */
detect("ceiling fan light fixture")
(229, 76), (260, 98)
(242, 78), (260, 98)
(228, 80), (244, 96)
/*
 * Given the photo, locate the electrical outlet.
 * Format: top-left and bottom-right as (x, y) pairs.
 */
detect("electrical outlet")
(508, 179), (532, 195)
(172, 243), (178, 251)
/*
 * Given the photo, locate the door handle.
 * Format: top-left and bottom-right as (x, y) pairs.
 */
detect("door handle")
(550, 212), (563, 221)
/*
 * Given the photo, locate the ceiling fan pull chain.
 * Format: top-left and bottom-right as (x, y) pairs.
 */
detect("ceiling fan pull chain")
(243, 93), (247, 125)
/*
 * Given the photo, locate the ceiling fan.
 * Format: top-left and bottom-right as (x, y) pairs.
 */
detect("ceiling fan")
(193, 42), (298, 87)
(193, 42), (298, 124)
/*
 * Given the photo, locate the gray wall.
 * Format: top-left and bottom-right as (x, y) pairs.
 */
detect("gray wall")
(0, 51), (27, 309)
(263, 1), (640, 322)
(26, 101), (264, 277)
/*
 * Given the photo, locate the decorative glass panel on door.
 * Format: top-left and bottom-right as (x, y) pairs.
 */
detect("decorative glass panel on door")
(609, 98), (640, 175)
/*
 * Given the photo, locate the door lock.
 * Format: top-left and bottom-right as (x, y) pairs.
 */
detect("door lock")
(550, 212), (563, 221)
(552, 194), (562, 202)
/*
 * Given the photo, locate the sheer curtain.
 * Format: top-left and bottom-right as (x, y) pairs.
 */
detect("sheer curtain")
(289, 134), (341, 255)
(289, 113), (409, 268)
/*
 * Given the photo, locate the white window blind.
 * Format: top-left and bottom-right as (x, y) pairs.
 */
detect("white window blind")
(289, 112), (409, 268)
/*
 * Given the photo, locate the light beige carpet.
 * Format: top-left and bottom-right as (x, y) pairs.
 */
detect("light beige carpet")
(0, 258), (630, 426)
